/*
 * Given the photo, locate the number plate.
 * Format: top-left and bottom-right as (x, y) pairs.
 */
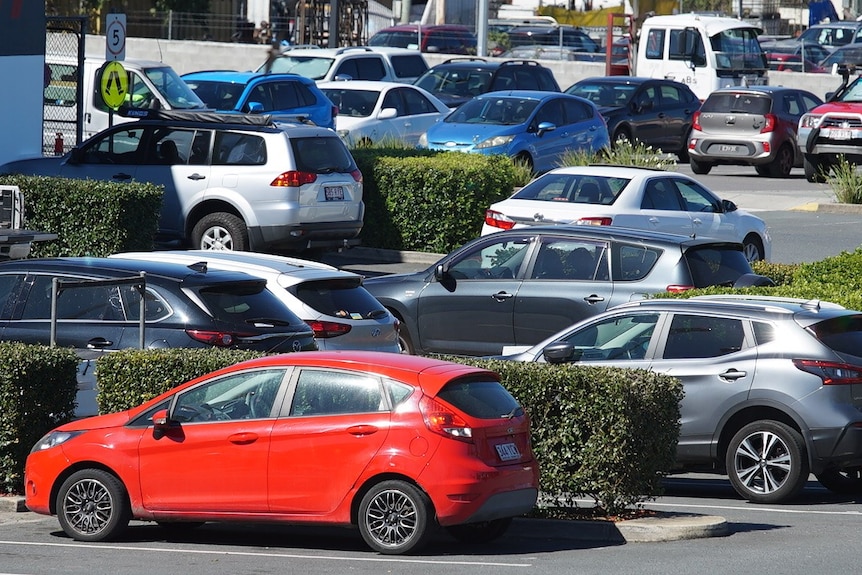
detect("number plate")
(324, 186), (344, 201)
(495, 442), (521, 461)
(828, 129), (853, 140)
(719, 145), (739, 153)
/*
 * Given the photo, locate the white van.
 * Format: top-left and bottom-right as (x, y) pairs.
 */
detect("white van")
(635, 14), (768, 101)
(44, 56), (206, 149)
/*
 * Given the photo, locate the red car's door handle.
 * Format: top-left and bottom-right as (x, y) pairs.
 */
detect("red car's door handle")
(347, 425), (378, 436)
(228, 432), (258, 444)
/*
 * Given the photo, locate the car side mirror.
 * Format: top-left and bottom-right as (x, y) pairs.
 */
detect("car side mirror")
(721, 199), (737, 213)
(378, 107), (397, 120)
(434, 263), (457, 291)
(151, 408), (173, 439)
(542, 341), (578, 364)
(68, 148), (84, 164)
(247, 101), (265, 114)
(537, 121), (556, 137)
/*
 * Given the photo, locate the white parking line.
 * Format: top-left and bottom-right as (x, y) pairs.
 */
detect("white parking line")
(646, 501), (862, 516)
(0, 540), (531, 567)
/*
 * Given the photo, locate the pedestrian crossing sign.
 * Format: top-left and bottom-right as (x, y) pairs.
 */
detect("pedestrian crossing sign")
(100, 61), (128, 110)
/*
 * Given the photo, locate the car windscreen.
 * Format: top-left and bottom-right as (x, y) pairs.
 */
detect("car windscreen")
(512, 172), (628, 204)
(806, 315), (862, 360)
(183, 80), (246, 111)
(198, 281), (305, 326)
(143, 66), (206, 109)
(289, 136), (356, 173)
(701, 93), (771, 114)
(368, 30), (416, 49)
(290, 278), (388, 320)
(445, 97), (538, 125)
(266, 56), (335, 80)
(415, 68), (493, 96)
(320, 88), (378, 117)
(436, 378), (523, 419)
(568, 82), (638, 107)
(684, 245), (753, 288)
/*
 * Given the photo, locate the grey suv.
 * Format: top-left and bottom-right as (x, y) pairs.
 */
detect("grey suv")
(362, 226), (772, 357)
(499, 295), (862, 503)
(0, 112), (364, 252)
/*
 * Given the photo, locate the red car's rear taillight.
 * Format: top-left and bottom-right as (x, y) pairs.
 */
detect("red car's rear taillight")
(306, 320), (352, 339)
(271, 171), (317, 187)
(760, 113), (776, 134)
(419, 396), (473, 443)
(666, 285), (694, 293)
(793, 359), (862, 385)
(691, 111), (702, 131)
(484, 209), (516, 230)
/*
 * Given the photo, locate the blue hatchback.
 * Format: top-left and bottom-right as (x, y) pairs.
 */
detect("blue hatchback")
(418, 90), (609, 174)
(182, 71), (337, 129)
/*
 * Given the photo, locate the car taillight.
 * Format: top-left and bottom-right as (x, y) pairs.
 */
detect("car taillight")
(793, 359), (862, 385)
(185, 330), (249, 347)
(692, 111), (702, 131)
(576, 217), (613, 226)
(331, 104), (339, 118)
(350, 169), (363, 182)
(760, 113), (776, 133)
(306, 320), (351, 338)
(419, 395), (473, 442)
(272, 171), (317, 187)
(666, 285), (694, 293)
(484, 209), (515, 230)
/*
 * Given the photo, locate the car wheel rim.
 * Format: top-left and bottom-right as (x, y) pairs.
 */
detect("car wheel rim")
(732, 430), (792, 495)
(363, 488), (418, 548)
(201, 226), (233, 250)
(743, 243), (760, 262)
(63, 478), (114, 536)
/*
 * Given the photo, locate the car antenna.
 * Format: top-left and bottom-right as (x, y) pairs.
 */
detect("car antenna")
(188, 262), (208, 273)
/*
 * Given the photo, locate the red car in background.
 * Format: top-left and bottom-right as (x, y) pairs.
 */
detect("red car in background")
(766, 52), (826, 73)
(24, 352), (538, 554)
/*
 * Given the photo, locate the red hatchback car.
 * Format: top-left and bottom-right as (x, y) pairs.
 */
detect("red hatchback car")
(24, 352), (538, 554)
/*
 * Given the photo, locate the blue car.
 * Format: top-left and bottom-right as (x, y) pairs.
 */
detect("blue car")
(182, 71), (337, 129)
(418, 90), (609, 174)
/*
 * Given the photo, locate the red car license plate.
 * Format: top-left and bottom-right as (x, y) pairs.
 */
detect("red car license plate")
(495, 442), (521, 461)
(324, 186), (344, 201)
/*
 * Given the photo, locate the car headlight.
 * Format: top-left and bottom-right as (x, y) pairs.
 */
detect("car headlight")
(30, 430), (83, 453)
(418, 132), (428, 148)
(799, 115), (821, 129)
(475, 134), (515, 149)
(337, 129), (350, 140)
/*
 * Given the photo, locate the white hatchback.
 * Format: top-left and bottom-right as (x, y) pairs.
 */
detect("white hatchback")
(110, 250), (400, 352)
(482, 165), (771, 262)
(319, 80), (451, 147)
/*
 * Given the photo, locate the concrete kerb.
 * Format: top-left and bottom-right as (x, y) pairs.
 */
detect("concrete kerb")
(793, 202), (862, 214)
(0, 494), (726, 542)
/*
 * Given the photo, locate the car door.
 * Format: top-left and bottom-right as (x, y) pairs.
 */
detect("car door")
(57, 123), (145, 184)
(513, 235), (617, 345)
(529, 98), (568, 173)
(655, 82), (696, 151)
(559, 97), (607, 162)
(674, 177), (737, 242)
(650, 312), (756, 462)
(416, 233), (532, 355)
(268, 368), (390, 513)
(613, 176), (694, 235)
(399, 87), (446, 145)
(378, 87), (411, 142)
(628, 83), (665, 145)
(135, 127), (212, 244)
(138, 368), (285, 512)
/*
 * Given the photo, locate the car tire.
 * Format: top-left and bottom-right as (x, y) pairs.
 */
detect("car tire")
(726, 420), (809, 504)
(56, 469), (132, 542)
(397, 323), (415, 355)
(514, 152), (534, 174)
(689, 157), (712, 175)
(742, 233), (765, 262)
(445, 518), (512, 543)
(767, 144), (794, 178)
(192, 212), (249, 251)
(754, 164), (770, 176)
(815, 467), (862, 494)
(358, 480), (434, 554)
(612, 127), (631, 147)
(804, 156), (827, 183)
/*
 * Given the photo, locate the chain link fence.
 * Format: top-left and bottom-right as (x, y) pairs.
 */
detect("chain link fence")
(44, 17), (86, 156)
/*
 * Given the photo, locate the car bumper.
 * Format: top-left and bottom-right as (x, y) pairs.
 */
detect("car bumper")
(809, 422), (862, 473)
(250, 221), (363, 250)
(798, 124), (862, 160)
(24, 448), (70, 515)
(689, 137), (778, 165)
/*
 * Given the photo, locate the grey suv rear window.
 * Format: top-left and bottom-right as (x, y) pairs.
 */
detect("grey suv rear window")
(685, 246), (752, 288)
(292, 278), (386, 320)
(290, 137), (355, 173)
(437, 379), (523, 419)
(198, 282), (302, 325)
(807, 315), (862, 357)
(701, 93), (771, 114)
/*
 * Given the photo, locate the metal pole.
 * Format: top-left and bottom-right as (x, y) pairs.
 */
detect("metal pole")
(50, 277), (59, 347)
(329, 0), (339, 48)
(138, 272), (146, 349)
(477, 0), (489, 57)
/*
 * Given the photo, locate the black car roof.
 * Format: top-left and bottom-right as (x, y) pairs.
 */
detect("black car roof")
(0, 257), (266, 286)
(433, 57), (547, 70)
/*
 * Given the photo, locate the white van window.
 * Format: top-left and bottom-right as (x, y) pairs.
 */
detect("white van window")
(669, 29), (705, 65)
(645, 29), (665, 59)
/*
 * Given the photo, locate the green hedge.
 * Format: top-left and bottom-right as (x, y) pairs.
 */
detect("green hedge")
(352, 149), (519, 253)
(0, 343), (78, 493)
(0, 174), (162, 257)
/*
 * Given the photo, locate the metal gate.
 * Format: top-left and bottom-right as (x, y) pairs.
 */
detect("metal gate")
(44, 16), (86, 156)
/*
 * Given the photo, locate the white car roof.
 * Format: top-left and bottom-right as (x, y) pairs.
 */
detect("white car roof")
(109, 250), (357, 288)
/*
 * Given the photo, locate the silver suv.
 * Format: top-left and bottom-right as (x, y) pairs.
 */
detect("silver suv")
(258, 46), (429, 83)
(0, 112), (364, 252)
(499, 295), (862, 503)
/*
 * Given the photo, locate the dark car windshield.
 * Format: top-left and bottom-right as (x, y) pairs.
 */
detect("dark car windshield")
(567, 82), (638, 107)
(445, 97), (538, 125)
(198, 281), (304, 326)
(685, 246), (753, 288)
(415, 68), (493, 97)
(512, 172), (628, 204)
(807, 315), (862, 359)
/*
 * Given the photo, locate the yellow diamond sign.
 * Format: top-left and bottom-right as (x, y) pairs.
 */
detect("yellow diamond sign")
(100, 61), (128, 110)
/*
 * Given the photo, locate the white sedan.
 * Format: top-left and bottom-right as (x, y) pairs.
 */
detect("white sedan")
(318, 80), (450, 147)
(482, 165), (771, 261)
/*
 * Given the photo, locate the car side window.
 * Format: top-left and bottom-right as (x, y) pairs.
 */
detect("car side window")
(174, 369), (287, 422)
(561, 312), (660, 361)
(669, 28), (705, 66)
(121, 285), (171, 321)
(245, 83), (275, 111)
(645, 29), (665, 59)
(562, 99), (594, 123)
(381, 88), (405, 116)
(663, 314), (746, 359)
(271, 81), (315, 109)
(213, 132), (266, 165)
(448, 236), (531, 280)
(801, 94), (822, 112)
(536, 70), (558, 91)
(659, 84), (682, 106)
(401, 88), (437, 115)
(288, 369), (385, 416)
(614, 244), (661, 281)
(783, 93), (800, 116)
(20, 275), (121, 321)
(145, 129), (195, 166)
(0, 274), (20, 319)
(674, 179), (721, 213)
(642, 179), (684, 210)
(534, 98), (564, 126)
(83, 126), (146, 164)
(530, 238), (605, 281)
(335, 57), (386, 81)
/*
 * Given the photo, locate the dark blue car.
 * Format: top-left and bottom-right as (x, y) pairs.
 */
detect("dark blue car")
(182, 71), (337, 129)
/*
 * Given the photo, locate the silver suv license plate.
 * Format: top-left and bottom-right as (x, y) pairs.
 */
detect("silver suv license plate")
(324, 186), (344, 201)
